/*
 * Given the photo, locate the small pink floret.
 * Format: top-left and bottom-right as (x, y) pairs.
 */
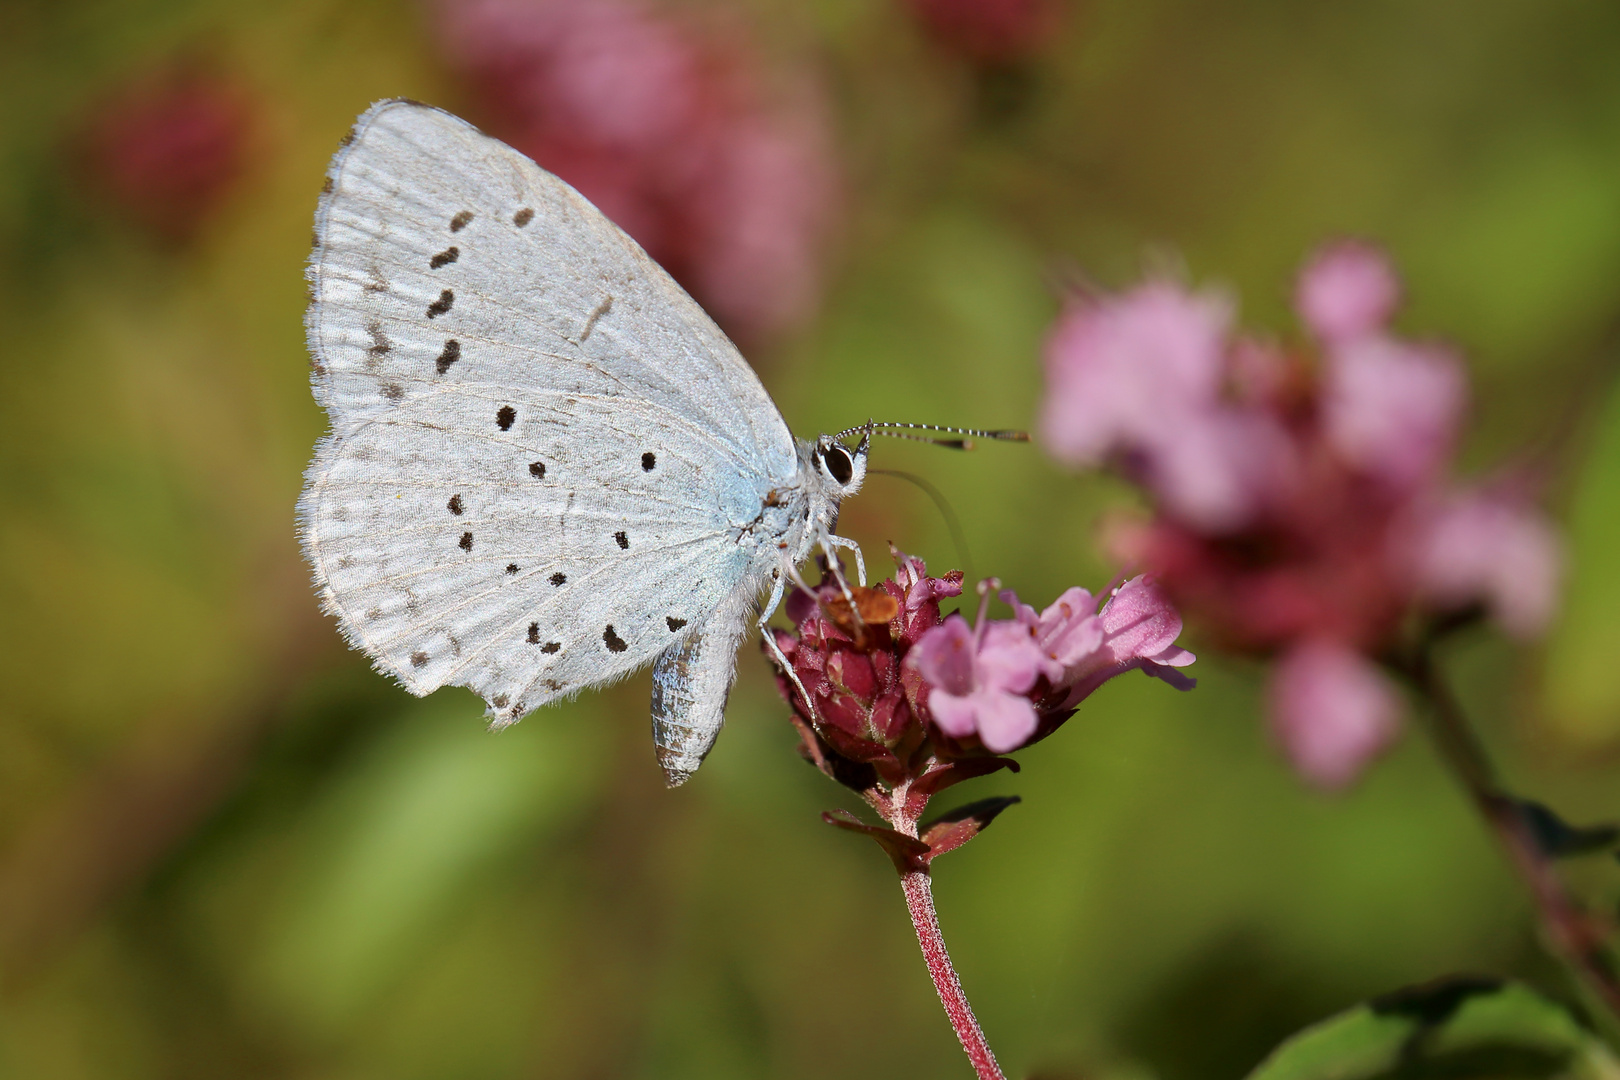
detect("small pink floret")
(1269, 641), (1400, 790)
(1322, 336), (1466, 491)
(1404, 489), (1562, 638)
(1296, 241), (1401, 344)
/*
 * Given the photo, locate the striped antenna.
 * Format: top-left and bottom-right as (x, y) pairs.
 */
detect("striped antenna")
(833, 421), (1030, 451)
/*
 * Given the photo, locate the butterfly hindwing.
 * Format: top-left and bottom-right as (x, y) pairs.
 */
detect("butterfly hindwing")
(303, 387), (771, 720)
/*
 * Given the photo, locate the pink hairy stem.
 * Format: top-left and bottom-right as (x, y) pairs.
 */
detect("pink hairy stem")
(900, 869), (1006, 1080)
(1400, 644), (1620, 1026)
(877, 785), (1006, 1080)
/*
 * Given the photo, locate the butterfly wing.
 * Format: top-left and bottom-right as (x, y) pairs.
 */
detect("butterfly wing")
(300, 99), (796, 721)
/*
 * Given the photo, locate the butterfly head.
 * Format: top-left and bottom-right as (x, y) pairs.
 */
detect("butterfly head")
(811, 430), (870, 498)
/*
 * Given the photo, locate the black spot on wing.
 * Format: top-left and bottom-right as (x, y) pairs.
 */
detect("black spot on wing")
(614, 531), (629, 550)
(447, 494), (464, 515)
(505, 563), (519, 574)
(496, 405), (516, 431)
(435, 339), (460, 374)
(458, 531), (473, 552)
(642, 452), (656, 471)
(549, 572), (566, 586)
(410, 651), (427, 667)
(527, 623), (540, 644)
(666, 616), (687, 632)
(381, 383), (404, 402)
(603, 625), (628, 653)
(320, 176), (334, 195)
(513, 207), (534, 227)
(529, 461), (546, 478)
(541, 641), (560, 653)
(449, 210), (474, 232)
(429, 246), (459, 269)
(426, 289), (454, 318)
(492, 694), (509, 709)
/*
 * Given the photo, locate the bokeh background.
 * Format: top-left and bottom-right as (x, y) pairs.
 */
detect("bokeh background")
(4, 1), (1620, 1077)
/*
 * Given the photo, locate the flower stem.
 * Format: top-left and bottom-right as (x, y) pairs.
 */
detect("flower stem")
(899, 869), (1006, 1080)
(1402, 645), (1620, 1024)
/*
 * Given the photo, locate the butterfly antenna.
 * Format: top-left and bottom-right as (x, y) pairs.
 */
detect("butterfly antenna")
(868, 468), (974, 583)
(835, 421), (1030, 451)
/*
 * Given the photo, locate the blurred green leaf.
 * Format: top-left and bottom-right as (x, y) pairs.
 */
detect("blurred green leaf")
(251, 694), (604, 1033)
(1245, 978), (1620, 1080)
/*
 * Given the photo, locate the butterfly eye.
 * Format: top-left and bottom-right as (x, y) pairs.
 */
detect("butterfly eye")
(824, 444), (854, 485)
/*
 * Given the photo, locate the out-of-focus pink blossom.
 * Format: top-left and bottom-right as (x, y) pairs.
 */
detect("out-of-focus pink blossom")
(76, 64), (256, 243)
(1269, 640), (1401, 791)
(1040, 282), (1290, 530)
(437, 0), (837, 344)
(1322, 337), (1466, 491)
(1296, 241), (1401, 344)
(901, 0), (1060, 65)
(1045, 240), (1562, 789)
(1402, 488), (1562, 638)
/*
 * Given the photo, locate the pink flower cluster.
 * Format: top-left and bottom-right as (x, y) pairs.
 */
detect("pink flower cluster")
(912, 577), (1195, 753)
(1040, 242), (1561, 789)
(771, 551), (1196, 776)
(436, 0), (838, 344)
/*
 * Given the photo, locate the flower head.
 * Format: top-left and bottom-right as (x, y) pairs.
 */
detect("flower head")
(437, 0), (838, 344)
(908, 574), (1197, 754)
(1042, 242), (1562, 789)
(767, 551), (1197, 868)
(75, 62), (257, 243)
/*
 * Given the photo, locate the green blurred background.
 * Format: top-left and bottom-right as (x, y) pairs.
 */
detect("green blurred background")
(4, 1), (1620, 1077)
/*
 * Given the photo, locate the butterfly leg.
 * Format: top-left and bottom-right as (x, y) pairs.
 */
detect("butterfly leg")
(754, 566), (816, 725)
(821, 534), (867, 586)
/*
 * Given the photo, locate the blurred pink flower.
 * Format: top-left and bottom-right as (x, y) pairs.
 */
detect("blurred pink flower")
(1043, 241), (1561, 789)
(1402, 487), (1563, 638)
(1322, 336), (1466, 491)
(1270, 640), (1401, 791)
(76, 64), (257, 243)
(901, 0), (1060, 64)
(1296, 240), (1401, 344)
(1040, 282), (1291, 530)
(437, 0), (838, 344)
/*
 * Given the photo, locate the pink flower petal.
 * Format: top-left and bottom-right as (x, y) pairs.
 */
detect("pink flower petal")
(1322, 336), (1466, 490)
(970, 689), (1039, 754)
(1296, 241), (1401, 344)
(910, 615), (977, 696)
(978, 622), (1046, 694)
(1100, 576), (1185, 661)
(1269, 641), (1401, 790)
(1403, 489), (1562, 638)
(1040, 281), (1232, 466)
(926, 689), (980, 738)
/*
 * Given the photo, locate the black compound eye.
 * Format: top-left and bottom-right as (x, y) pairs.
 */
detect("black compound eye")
(824, 444), (854, 485)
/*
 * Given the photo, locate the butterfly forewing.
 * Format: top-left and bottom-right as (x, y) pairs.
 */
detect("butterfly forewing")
(301, 100), (796, 719)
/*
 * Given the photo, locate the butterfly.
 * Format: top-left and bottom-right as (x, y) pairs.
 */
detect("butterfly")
(298, 99), (882, 786)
